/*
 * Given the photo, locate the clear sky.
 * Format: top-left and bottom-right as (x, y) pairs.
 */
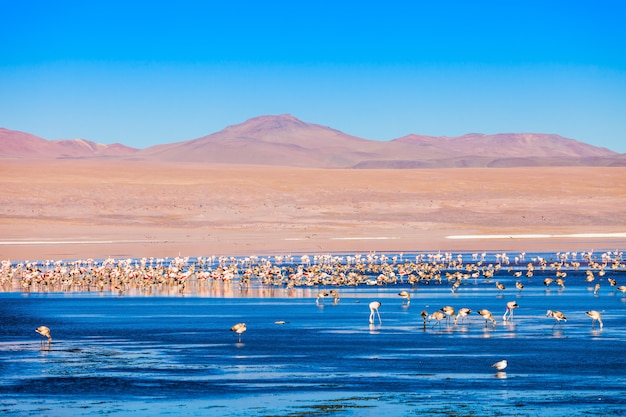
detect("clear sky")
(1, 1), (625, 152)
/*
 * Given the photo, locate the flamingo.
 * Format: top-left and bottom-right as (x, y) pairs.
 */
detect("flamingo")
(316, 291), (329, 305)
(477, 309), (496, 327)
(455, 307), (472, 325)
(502, 301), (519, 321)
(440, 306), (455, 324)
(369, 301), (382, 324)
(420, 310), (429, 328)
(429, 311), (445, 328)
(515, 281), (524, 290)
(585, 310), (603, 329)
(398, 291), (411, 305)
(546, 310), (567, 327)
(495, 282), (505, 291)
(329, 290), (340, 304)
(230, 323), (247, 342)
(35, 325), (52, 345)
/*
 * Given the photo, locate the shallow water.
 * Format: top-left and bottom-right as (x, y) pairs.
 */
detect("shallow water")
(1, 251), (626, 416)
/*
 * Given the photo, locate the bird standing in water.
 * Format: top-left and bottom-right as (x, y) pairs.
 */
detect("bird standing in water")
(35, 326), (52, 343)
(477, 309), (497, 327)
(398, 291), (411, 305)
(502, 301), (519, 321)
(492, 359), (508, 371)
(369, 301), (382, 324)
(455, 307), (472, 325)
(316, 291), (329, 305)
(546, 310), (567, 327)
(420, 310), (429, 329)
(585, 310), (603, 329)
(230, 323), (247, 342)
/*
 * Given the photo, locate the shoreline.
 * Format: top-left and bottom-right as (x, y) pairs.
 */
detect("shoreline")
(1, 161), (625, 261)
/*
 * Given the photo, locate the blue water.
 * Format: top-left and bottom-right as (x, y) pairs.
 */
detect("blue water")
(1, 251), (625, 416)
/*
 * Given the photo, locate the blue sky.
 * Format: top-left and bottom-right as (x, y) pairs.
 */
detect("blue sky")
(1, 1), (625, 152)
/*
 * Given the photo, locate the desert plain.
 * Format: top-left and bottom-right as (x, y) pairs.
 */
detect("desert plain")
(1, 159), (625, 261)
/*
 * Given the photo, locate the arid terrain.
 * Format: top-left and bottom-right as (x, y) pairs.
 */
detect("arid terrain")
(1, 159), (625, 261)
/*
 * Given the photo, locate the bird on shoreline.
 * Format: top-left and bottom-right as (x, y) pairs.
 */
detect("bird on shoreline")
(369, 301), (382, 325)
(585, 310), (603, 329)
(230, 323), (247, 342)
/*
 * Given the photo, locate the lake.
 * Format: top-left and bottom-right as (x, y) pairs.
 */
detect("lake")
(1, 251), (625, 416)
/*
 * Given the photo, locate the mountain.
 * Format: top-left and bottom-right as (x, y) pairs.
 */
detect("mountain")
(138, 115), (622, 168)
(137, 114), (389, 167)
(0, 128), (139, 159)
(1, 116), (624, 168)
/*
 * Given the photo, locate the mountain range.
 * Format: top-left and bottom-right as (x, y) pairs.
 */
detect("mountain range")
(2, 114), (624, 168)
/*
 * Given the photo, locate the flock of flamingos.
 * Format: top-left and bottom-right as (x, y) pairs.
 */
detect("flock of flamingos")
(2, 249), (625, 359)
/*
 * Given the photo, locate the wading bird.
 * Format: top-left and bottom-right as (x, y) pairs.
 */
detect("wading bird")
(546, 310), (567, 327)
(420, 310), (429, 329)
(440, 306), (455, 324)
(35, 326), (52, 345)
(230, 323), (247, 342)
(398, 291), (411, 305)
(369, 301), (382, 325)
(316, 291), (329, 305)
(455, 307), (472, 325)
(477, 309), (497, 327)
(429, 311), (445, 328)
(502, 301), (519, 321)
(585, 310), (603, 329)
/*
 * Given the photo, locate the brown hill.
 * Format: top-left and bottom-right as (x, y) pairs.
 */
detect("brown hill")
(0, 128), (139, 159)
(2, 116), (624, 167)
(137, 114), (391, 167)
(138, 115), (622, 168)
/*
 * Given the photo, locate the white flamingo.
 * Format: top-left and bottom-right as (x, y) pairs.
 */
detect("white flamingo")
(502, 301), (519, 321)
(369, 301), (382, 324)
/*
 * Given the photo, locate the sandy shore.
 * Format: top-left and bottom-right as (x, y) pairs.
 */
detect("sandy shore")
(1, 160), (625, 261)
